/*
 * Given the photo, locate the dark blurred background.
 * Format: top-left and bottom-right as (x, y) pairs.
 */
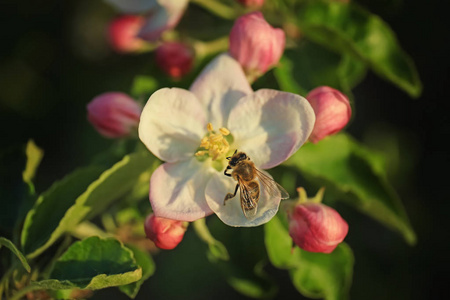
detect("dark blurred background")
(0, 0), (448, 299)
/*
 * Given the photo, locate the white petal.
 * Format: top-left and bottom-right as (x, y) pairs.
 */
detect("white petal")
(205, 172), (281, 227)
(138, 0), (188, 41)
(139, 88), (207, 162)
(228, 89), (315, 169)
(189, 54), (252, 128)
(104, 0), (157, 13)
(150, 159), (214, 222)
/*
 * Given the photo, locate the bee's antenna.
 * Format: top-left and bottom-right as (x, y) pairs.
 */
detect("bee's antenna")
(234, 149), (237, 154)
(226, 157), (231, 160)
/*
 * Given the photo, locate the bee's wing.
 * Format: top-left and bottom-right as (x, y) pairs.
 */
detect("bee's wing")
(255, 169), (290, 200)
(238, 177), (258, 219)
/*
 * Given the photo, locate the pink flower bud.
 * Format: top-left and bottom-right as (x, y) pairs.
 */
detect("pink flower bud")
(87, 92), (141, 138)
(229, 12), (285, 79)
(288, 202), (349, 253)
(144, 214), (187, 250)
(236, 0), (264, 8)
(306, 86), (352, 143)
(155, 42), (194, 79)
(108, 15), (145, 53)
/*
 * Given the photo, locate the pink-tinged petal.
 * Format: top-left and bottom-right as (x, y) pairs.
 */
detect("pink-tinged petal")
(139, 88), (207, 162)
(138, 0), (188, 41)
(189, 54), (252, 129)
(205, 172), (281, 226)
(105, 0), (157, 13)
(271, 29), (285, 66)
(150, 159), (215, 222)
(227, 89), (315, 169)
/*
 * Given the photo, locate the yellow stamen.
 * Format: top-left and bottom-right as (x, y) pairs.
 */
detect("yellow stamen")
(195, 150), (207, 156)
(219, 128), (230, 136)
(210, 133), (223, 143)
(194, 123), (231, 161)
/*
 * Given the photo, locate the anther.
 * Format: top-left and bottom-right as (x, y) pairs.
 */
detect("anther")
(219, 128), (230, 135)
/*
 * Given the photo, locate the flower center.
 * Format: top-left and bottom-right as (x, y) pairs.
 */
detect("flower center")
(195, 123), (231, 161)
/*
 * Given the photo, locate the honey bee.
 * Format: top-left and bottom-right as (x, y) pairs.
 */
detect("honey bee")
(223, 150), (289, 219)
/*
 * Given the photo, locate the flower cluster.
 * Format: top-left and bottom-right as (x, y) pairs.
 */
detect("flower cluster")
(87, 8), (352, 250)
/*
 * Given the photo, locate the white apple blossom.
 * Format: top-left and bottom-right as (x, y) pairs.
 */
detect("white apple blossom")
(139, 54), (315, 226)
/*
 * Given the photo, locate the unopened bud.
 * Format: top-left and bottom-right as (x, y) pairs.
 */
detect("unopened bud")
(288, 202), (348, 253)
(229, 12), (285, 80)
(87, 92), (141, 138)
(155, 42), (194, 79)
(108, 15), (145, 53)
(306, 86), (352, 143)
(144, 214), (188, 250)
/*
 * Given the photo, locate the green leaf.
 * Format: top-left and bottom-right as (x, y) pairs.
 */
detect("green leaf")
(274, 41), (366, 96)
(22, 152), (159, 258)
(264, 214), (298, 269)
(285, 133), (416, 244)
(264, 214), (353, 300)
(290, 244), (354, 300)
(297, 1), (422, 97)
(31, 237), (141, 290)
(130, 75), (158, 99)
(22, 140), (43, 184)
(21, 167), (105, 258)
(119, 245), (155, 298)
(0, 237), (31, 272)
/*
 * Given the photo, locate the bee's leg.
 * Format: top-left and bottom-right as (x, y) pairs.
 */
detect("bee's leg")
(224, 184), (239, 205)
(224, 166), (232, 177)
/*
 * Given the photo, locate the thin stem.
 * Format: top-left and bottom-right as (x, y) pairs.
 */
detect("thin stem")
(190, 0), (238, 20)
(70, 222), (111, 240)
(192, 218), (217, 245)
(193, 219), (229, 261)
(193, 36), (229, 59)
(0, 266), (13, 300)
(9, 284), (40, 300)
(40, 235), (72, 280)
(101, 213), (117, 233)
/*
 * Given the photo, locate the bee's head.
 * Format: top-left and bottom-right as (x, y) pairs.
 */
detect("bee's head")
(227, 150), (249, 166)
